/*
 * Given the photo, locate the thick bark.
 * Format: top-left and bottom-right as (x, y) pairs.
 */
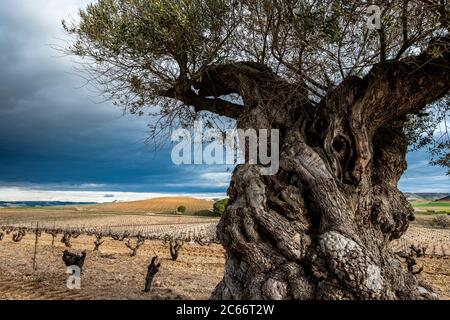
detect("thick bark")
(211, 39), (450, 300)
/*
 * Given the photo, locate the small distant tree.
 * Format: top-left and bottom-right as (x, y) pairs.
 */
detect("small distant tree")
(213, 199), (229, 217)
(177, 206), (187, 214)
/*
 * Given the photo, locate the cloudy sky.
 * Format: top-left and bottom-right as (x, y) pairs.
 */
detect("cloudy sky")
(0, 0), (448, 202)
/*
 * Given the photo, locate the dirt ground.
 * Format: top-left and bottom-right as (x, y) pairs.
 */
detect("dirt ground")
(416, 256), (449, 300)
(0, 211), (448, 300)
(0, 232), (448, 300)
(0, 234), (224, 300)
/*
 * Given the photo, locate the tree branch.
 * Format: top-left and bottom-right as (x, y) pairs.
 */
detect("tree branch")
(313, 36), (450, 184)
(192, 61), (276, 98)
(161, 88), (243, 119)
(361, 36), (450, 129)
(186, 94), (243, 119)
(160, 61), (285, 119)
(320, 36), (450, 132)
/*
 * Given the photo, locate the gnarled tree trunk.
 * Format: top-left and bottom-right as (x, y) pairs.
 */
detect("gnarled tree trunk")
(208, 40), (450, 300)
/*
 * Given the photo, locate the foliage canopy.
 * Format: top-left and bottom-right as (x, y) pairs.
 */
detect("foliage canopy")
(63, 0), (449, 172)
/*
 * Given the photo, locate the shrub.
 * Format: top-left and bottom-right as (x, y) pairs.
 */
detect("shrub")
(177, 206), (186, 213)
(431, 215), (450, 229)
(213, 198), (229, 217)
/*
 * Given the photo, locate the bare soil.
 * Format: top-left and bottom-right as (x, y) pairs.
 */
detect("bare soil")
(0, 210), (448, 300)
(0, 234), (224, 300)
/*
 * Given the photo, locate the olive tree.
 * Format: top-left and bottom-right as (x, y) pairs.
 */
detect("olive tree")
(63, 0), (450, 299)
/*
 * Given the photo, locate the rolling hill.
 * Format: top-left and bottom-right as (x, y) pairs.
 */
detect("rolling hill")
(438, 195), (450, 202)
(405, 193), (450, 201)
(91, 196), (214, 213)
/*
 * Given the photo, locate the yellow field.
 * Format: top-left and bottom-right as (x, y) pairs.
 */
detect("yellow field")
(90, 197), (215, 213)
(411, 200), (450, 214)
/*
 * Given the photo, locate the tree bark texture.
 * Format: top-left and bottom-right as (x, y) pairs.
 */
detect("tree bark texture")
(208, 39), (450, 300)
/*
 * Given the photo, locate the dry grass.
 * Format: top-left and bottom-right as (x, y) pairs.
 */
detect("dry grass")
(90, 197), (214, 213)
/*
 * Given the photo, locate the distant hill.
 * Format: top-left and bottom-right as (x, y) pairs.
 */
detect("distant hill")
(0, 201), (97, 208)
(405, 193), (450, 201)
(92, 196), (214, 213)
(438, 195), (450, 202)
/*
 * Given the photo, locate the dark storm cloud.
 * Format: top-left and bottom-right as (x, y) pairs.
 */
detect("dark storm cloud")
(0, 0), (447, 197)
(0, 0), (223, 193)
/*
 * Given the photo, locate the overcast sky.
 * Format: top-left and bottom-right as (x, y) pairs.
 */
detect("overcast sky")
(0, 0), (448, 202)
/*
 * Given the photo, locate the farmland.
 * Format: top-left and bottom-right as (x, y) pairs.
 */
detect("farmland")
(0, 197), (220, 246)
(89, 197), (215, 213)
(0, 197), (449, 300)
(0, 197), (222, 300)
(410, 200), (450, 214)
(0, 234), (224, 300)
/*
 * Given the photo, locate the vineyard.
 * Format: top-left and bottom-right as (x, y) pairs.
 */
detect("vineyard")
(1, 214), (447, 258)
(0, 221), (220, 246)
(0, 202), (221, 247)
(0, 232), (225, 300)
(390, 226), (450, 257)
(0, 204), (225, 300)
(0, 206), (449, 299)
